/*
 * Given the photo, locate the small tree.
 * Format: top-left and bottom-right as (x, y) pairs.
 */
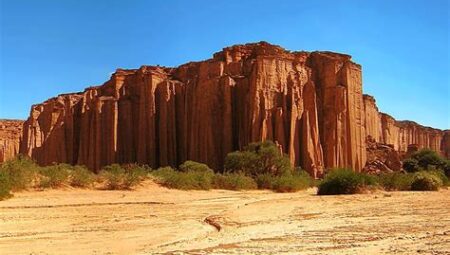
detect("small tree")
(224, 141), (291, 177)
(410, 172), (442, 191)
(179, 161), (213, 173)
(411, 149), (445, 169)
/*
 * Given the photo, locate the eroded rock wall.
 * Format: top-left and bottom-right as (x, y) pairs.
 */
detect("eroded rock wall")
(19, 42), (449, 175)
(0, 120), (23, 163)
(363, 95), (381, 143)
(363, 95), (448, 166)
(374, 112), (446, 158)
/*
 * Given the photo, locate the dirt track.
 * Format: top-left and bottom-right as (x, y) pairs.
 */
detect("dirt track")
(0, 182), (449, 254)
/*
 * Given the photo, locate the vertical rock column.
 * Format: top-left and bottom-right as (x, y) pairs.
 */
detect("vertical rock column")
(308, 53), (366, 171)
(342, 62), (366, 172)
(0, 120), (23, 163)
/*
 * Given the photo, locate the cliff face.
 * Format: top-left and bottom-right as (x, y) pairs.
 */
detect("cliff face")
(18, 42), (449, 175)
(362, 96), (448, 171)
(0, 120), (23, 163)
(362, 95), (446, 157)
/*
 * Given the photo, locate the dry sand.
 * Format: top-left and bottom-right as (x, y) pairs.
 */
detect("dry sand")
(0, 181), (449, 255)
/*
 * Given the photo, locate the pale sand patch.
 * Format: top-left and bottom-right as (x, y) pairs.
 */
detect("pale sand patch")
(0, 182), (449, 254)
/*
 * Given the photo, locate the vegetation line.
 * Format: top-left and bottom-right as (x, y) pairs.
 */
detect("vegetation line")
(0, 141), (449, 201)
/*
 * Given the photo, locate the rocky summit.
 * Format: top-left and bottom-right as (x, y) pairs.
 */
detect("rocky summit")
(1, 42), (448, 176)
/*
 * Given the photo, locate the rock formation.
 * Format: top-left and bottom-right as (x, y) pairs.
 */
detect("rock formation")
(364, 136), (401, 174)
(362, 95), (448, 172)
(16, 42), (449, 176)
(0, 119), (23, 163)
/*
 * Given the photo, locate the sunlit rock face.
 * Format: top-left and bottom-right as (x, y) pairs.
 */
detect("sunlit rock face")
(0, 119), (23, 163)
(18, 42), (449, 176)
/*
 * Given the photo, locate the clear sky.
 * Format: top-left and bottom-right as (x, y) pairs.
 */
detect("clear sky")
(0, 0), (448, 129)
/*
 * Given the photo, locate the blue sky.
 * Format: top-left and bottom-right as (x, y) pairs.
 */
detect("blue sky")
(0, 0), (448, 129)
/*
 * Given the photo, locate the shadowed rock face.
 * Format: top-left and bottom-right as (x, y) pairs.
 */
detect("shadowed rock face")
(16, 42), (449, 176)
(0, 119), (23, 163)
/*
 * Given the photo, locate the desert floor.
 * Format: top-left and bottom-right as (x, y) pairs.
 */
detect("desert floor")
(0, 182), (449, 255)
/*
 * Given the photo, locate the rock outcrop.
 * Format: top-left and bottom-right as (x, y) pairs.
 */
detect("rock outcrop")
(364, 136), (401, 174)
(18, 42), (449, 176)
(0, 119), (23, 163)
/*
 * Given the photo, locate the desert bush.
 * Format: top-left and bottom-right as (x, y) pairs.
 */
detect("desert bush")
(179, 161), (213, 173)
(271, 173), (312, 193)
(151, 166), (214, 190)
(411, 149), (445, 170)
(224, 141), (291, 177)
(293, 169), (316, 187)
(403, 158), (420, 173)
(376, 172), (414, 191)
(403, 149), (450, 179)
(317, 168), (376, 195)
(122, 164), (149, 187)
(38, 164), (71, 188)
(212, 173), (257, 190)
(69, 165), (94, 187)
(443, 160), (450, 178)
(255, 169), (313, 192)
(151, 166), (177, 179)
(100, 164), (146, 190)
(410, 171), (443, 191)
(427, 169), (449, 186)
(0, 155), (39, 191)
(0, 171), (12, 200)
(123, 164), (152, 174)
(255, 173), (274, 189)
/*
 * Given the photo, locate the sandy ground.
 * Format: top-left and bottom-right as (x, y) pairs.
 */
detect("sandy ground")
(0, 182), (449, 255)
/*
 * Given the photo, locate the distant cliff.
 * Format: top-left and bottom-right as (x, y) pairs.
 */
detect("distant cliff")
(363, 95), (447, 153)
(13, 42), (448, 176)
(0, 119), (23, 162)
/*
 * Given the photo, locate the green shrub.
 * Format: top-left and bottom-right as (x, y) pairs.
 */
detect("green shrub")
(0, 171), (12, 200)
(403, 158), (420, 173)
(317, 168), (376, 195)
(271, 173), (311, 193)
(255, 173), (275, 189)
(293, 169), (315, 187)
(123, 164), (152, 174)
(69, 165), (94, 187)
(255, 169), (313, 192)
(151, 166), (214, 190)
(224, 141), (291, 177)
(410, 171), (443, 191)
(0, 155), (39, 191)
(411, 149), (445, 170)
(151, 166), (177, 179)
(444, 160), (450, 178)
(122, 164), (149, 188)
(179, 161), (213, 173)
(377, 172), (414, 191)
(212, 173), (257, 190)
(427, 169), (449, 186)
(38, 164), (71, 188)
(100, 164), (146, 190)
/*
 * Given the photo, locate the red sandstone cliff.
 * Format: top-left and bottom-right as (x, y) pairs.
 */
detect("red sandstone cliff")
(363, 95), (447, 157)
(18, 42), (449, 176)
(0, 120), (23, 163)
